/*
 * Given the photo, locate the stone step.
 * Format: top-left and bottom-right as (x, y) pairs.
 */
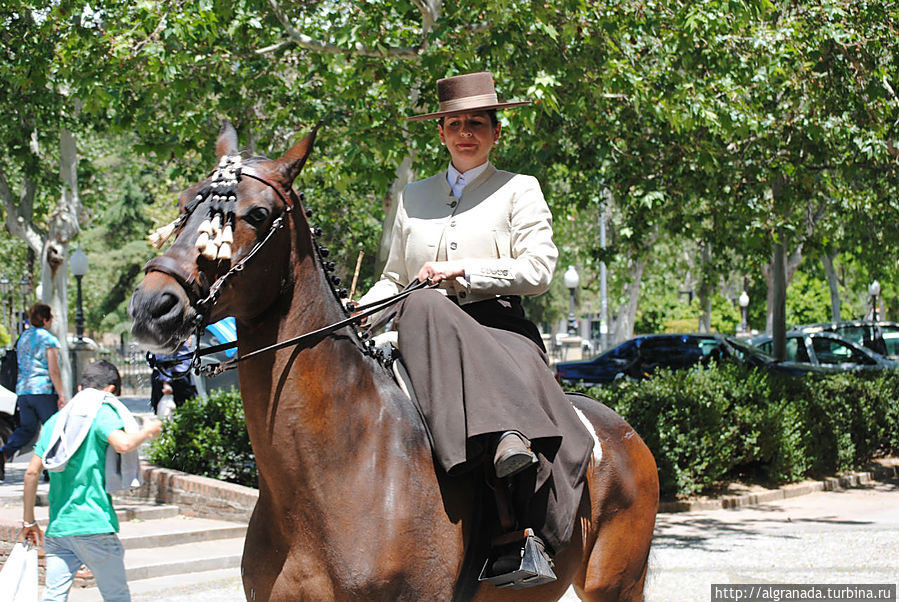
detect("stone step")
(35, 517), (246, 590)
(123, 536), (245, 582)
(64, 567), (245, 602)
(117, 514), (247, 550)
(65, 536), (246, 591)
(0, 501), (181, 542)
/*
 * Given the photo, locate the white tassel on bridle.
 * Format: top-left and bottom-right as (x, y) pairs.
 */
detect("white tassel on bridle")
(148, 219), (179, 249)
(151, 154), (242, 257)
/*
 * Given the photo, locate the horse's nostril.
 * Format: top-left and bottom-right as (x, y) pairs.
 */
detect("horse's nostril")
(149, 291), (181, 319)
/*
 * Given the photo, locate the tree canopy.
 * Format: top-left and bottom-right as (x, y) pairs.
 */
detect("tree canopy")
(1, 0), (896, 356)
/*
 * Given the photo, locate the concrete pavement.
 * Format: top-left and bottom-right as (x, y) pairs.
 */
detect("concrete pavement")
(643, 478), (899, 601)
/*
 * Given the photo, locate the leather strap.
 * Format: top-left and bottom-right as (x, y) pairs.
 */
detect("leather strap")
(144, 255), (206, 304)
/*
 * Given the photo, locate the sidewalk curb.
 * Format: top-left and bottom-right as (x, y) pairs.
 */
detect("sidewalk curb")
(128, 462), (257, 523)
(658, 464), (899, 513)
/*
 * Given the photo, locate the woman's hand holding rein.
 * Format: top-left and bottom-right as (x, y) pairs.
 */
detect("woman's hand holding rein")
(416, 261), (465, 285)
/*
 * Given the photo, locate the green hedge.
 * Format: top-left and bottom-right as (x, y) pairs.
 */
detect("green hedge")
(146, 387), (257, 488)
(145, 366), (899, 500)
(576, 364), (899, 499)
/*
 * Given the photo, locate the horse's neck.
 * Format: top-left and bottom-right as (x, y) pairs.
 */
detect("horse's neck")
(237, 252), (401, 494)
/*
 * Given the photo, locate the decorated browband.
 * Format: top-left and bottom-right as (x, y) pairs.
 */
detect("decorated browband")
(148, 154), (240, 260)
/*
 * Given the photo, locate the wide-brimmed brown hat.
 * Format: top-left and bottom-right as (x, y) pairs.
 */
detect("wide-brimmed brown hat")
(408, 71), (531, 121)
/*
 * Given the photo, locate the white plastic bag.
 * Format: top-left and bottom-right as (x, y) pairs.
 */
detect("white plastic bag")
(0, 542), (39, 602)
(156, 394), (176, 420)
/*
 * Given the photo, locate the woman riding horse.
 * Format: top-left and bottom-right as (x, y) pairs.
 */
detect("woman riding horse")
(129, 99), (659, 600)
(358, 71), (594, 577)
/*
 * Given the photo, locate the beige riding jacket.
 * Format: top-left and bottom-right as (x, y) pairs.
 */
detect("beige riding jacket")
(359, 165), (558, 308)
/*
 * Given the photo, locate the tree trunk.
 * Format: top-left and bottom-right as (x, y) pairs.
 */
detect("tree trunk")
(697, 241), (712, 333)
(610, 232), (657, 345)
(762, 240), (803, 334)
(610, 258), (646, 346)
(771, 234), (787, 360)
(1, 110), (83, 395)
(43, 123), (82, 396)
(821, 250), (841, 322)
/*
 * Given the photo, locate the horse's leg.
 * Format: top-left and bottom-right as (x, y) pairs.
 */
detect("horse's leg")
(576, 433), (658, 601)
(242, 497), (288, 602)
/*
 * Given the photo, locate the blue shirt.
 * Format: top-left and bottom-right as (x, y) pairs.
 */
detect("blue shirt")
(16, 327), (60, 395)
(151, 340), (193, 384)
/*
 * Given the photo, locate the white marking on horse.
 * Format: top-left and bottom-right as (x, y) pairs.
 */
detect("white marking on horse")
(572, 405), (602, 464)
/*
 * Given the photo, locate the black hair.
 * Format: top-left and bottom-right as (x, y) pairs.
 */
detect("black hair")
(438, 109), (499, 128)
(81, 359), (122, 396)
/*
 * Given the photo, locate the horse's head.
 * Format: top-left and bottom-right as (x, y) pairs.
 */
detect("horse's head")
(129, 121), (319, 352)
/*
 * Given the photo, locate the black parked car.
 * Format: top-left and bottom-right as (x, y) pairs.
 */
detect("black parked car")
(553, 333), (811, 386)
(749, 330), (898, 374)
(792, 320), (899, 359)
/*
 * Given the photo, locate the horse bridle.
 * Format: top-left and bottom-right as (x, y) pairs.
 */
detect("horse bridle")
(144, 155), (433, 376)
(144, 158), (296, 313)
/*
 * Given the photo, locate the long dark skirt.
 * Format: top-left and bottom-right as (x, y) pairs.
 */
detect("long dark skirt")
(394, 289), (593, 552)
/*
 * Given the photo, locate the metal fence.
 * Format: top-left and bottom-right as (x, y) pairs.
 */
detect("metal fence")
(97, 342), (153, 397)
(97, 337), (240, 400)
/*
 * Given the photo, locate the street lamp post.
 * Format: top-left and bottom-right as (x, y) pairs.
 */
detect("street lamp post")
(739, 290), (749, 335)
(869, 280), (881, 321)
(0, 275), (9, 336)
(70, 246), (90, 342)
(19, 276), (31, 334)
(70, 246), (90, 395)
(563, 265), (580, 336)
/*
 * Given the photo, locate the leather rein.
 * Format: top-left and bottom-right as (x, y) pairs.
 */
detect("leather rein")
(144, 162), (432, 377)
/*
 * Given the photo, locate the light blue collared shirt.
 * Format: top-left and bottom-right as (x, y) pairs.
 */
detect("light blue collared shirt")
(447, 161), (491, 198)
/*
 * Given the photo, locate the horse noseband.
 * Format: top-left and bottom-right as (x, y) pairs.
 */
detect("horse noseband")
(144, 255), (208, 306)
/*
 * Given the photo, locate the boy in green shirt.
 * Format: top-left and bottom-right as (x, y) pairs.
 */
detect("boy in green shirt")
(21, 360), (161, 601)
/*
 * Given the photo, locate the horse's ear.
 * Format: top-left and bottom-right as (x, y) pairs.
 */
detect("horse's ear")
(216, 121), (239, 159)
(277, 121), (322, 184)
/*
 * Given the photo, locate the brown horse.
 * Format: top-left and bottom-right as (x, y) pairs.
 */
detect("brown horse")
(128, 122), (658, 601)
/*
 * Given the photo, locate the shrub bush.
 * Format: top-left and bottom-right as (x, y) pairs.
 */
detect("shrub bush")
(571, 364), (899, 499)
(146, 387), (257, 488)
(143, 365), (899, 499)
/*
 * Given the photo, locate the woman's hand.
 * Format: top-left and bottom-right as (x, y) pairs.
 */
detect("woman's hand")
(416, 261), (465, 285)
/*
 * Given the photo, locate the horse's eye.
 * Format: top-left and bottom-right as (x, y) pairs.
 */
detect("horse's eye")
(243, 207), (270, 228)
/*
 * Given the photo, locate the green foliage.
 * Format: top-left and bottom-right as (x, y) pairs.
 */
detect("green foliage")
(786, 269), (833, 326)
(636, 293), (741, 335)
(4, 0), (899, 359)
(575, 365), (899, 499)
(710, 294), (742, 334)
(146, 388), (257, 488)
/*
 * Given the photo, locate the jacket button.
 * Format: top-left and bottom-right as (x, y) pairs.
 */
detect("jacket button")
(459, 291), (467, 298)
(450, 220), (456, 227)
(450, 200), (457, 208)
(450, 242), (457, 250)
